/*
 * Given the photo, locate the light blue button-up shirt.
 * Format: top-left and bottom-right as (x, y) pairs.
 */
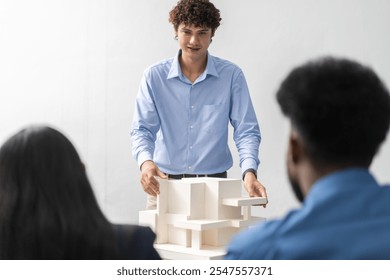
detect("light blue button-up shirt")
(131, 50), (261, 175)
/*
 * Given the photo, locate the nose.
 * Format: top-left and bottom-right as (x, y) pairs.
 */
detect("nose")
(189, 34), (199, 45)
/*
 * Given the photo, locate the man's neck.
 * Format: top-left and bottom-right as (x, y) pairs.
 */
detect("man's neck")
(179, 53), (207, 83)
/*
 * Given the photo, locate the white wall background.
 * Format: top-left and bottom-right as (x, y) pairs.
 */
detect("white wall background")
(1, 0), (389, 224)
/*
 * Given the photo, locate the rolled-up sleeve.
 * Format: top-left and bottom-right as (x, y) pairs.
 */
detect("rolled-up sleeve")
(229, 70), (261, 173)
(131, 70), (160, 168)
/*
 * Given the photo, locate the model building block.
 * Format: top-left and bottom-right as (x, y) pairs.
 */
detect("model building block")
(139, 177), (267, 259)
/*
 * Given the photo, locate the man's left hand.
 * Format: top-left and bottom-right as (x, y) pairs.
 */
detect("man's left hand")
(243, 172), (268, 207)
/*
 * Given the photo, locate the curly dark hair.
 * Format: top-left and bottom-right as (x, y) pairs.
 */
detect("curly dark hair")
(277, 57), (390, 167)
(169, 0), (221, 35)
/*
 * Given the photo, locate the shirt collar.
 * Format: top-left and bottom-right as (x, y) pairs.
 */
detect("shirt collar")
(307, 168), (378, 201)
(167, 50), (219, 81)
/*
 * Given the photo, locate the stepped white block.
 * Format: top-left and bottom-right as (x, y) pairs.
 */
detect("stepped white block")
(139, 177), (267, 259)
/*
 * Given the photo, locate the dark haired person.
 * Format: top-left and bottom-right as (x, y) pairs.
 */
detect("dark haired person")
(131, 0), (267, 209)
(225, 57), (390, 259)
(0, 125), (160, 260)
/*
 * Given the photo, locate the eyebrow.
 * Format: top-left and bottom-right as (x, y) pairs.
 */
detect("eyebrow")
(180, 27), (211, 33)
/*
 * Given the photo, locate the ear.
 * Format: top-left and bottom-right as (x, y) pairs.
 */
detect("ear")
(289, 129), (303, 164)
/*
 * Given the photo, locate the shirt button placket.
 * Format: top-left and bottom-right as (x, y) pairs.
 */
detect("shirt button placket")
(188, 85), (195, 172)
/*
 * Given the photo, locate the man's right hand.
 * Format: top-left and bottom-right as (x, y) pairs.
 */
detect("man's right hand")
(140, 160), (168, 196)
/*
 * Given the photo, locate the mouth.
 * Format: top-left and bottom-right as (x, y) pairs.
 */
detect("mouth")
(187, 46), (201, 52)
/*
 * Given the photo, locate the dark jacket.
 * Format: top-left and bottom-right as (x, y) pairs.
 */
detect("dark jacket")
(112, 224), (161, 260)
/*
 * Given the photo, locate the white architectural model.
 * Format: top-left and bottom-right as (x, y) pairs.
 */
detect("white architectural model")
(139, 177), (267, 259)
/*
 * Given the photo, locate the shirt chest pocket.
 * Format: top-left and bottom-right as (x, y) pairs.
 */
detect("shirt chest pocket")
(201, 104), (229, 134)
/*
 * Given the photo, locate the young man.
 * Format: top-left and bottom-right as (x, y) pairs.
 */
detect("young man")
(225, 56), (390, 259)
(131, 0), (267, 209)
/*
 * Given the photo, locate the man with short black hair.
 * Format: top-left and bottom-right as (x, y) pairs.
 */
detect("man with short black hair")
(226, 57), (390, 259)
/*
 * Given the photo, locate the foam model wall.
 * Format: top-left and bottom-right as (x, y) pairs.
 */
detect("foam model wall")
(139, 177), (267, 260)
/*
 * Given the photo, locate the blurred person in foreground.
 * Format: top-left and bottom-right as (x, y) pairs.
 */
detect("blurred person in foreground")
(0, 125), (160, 259)
(225, 56), (390, 259)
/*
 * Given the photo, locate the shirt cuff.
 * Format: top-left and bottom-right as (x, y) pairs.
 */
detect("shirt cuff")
(137, 151), (153, 170)
(240, 158), (258, 174)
